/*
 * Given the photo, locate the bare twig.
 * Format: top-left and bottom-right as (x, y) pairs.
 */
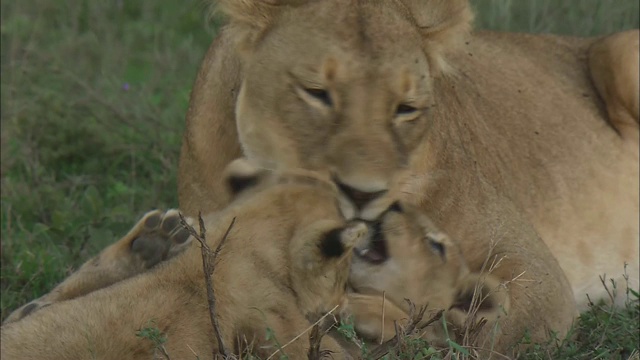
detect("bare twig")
(307, 323), (334, 360)
(307, 324), (323, 360)
(179, 212), (237, 359)
(380, 291), (386, 345)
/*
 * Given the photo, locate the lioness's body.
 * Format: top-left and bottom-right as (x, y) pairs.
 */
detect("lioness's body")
(1, 164), (363, 359)
(178, 3), (638, 353)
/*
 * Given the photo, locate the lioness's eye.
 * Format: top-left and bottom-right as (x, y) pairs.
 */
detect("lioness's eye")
(396, 104), (418, 115)
(304, 88), (332, 106)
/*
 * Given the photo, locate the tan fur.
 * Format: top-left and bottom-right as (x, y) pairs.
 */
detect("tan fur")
(1, 160), (366, 360)
(177, 0), (639, 355)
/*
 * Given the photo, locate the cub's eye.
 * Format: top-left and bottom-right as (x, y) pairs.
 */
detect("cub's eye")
(425, 234), (446, 259)
(304, 88), (332, 106)
(396, 104), (418, 116)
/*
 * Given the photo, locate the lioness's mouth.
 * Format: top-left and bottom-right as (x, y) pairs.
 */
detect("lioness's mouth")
(335, 180), (387, 210)
(353, 220), (388, 264)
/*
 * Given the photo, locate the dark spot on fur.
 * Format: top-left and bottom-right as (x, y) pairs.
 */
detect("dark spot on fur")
(227, 174), (259, 195)
(320, 228), (346, 258)
(21, 302), (39, 317)
(388, 201), (403, 213)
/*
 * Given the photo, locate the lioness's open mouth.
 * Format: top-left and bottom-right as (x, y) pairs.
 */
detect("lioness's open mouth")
(353, 220), (388, 264)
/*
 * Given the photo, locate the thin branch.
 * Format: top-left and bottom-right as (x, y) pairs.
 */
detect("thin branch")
(180, 212), (236, 359)
(380, 291), (386, 345)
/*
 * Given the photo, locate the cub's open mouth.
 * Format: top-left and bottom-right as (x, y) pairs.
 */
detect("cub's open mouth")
(353, 220), (388, 264)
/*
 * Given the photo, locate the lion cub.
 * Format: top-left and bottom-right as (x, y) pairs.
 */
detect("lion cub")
(344, 199), (510, 350)
(1, 159), (366, 360)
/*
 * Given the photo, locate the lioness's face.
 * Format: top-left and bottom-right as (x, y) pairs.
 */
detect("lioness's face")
(235, 1), (434, 208)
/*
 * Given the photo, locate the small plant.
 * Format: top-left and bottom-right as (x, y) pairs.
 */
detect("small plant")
(136, 320), (171, 360)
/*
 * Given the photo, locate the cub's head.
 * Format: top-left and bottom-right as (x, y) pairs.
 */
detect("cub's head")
(348, 198), (510, 340)
(222, 158), (368, 318)
(216, 0), (473, 209)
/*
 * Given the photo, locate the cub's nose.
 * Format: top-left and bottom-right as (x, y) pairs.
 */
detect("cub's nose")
(335, 181), (387, 210)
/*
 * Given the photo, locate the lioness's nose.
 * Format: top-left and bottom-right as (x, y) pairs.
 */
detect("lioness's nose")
(336, 181), (387, 210)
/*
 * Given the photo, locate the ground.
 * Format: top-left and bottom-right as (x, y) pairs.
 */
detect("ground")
(1, 1), (638, 359)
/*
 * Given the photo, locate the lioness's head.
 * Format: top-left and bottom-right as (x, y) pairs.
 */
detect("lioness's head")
(216, 0), (473, 208)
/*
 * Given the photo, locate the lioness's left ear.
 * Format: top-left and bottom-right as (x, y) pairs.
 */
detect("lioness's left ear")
(214, 0), (310, 51)
(399, 0), (474, 75)
(223, 158), (264, 196)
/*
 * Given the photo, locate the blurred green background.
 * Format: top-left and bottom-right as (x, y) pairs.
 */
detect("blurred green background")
(1, 1), (638, 357)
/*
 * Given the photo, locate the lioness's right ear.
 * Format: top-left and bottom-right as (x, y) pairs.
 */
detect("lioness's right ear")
(223, 158), (264, 196)
(214, 0), (309, 51)
(398, 0), (474, 75)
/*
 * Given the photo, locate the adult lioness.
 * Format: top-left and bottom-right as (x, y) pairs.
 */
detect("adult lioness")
(2, 159), (366, 359)
(178, 0), (639, 355)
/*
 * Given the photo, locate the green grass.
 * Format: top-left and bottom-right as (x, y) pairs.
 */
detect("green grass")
(1, 0), (638, 358)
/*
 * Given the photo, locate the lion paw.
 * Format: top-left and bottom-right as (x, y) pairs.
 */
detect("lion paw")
(3, 300), (52, 325)
(341, 221), (369, 248)
(130, 209), (192, 268)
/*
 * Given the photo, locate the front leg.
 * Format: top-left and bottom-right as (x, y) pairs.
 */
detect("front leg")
(344, 293), (413, 343)
(3, 209), (192, 324)
(250, 311), (352, 360)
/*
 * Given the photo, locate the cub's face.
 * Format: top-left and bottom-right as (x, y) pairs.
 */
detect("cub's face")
(229, 0), (461, 209)
(348, 199), (469, 312)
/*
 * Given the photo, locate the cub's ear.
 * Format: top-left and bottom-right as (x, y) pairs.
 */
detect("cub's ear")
(447, 272), (511, 327)
(223, 158), (264, 196)
(214, 0), (310, 51)
(320, 221), (368, 259)
(398, 0), (474, 75)
(295, 220), (368, 273)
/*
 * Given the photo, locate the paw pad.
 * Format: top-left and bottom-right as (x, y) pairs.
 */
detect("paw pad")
(131, 209), (193, 268)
